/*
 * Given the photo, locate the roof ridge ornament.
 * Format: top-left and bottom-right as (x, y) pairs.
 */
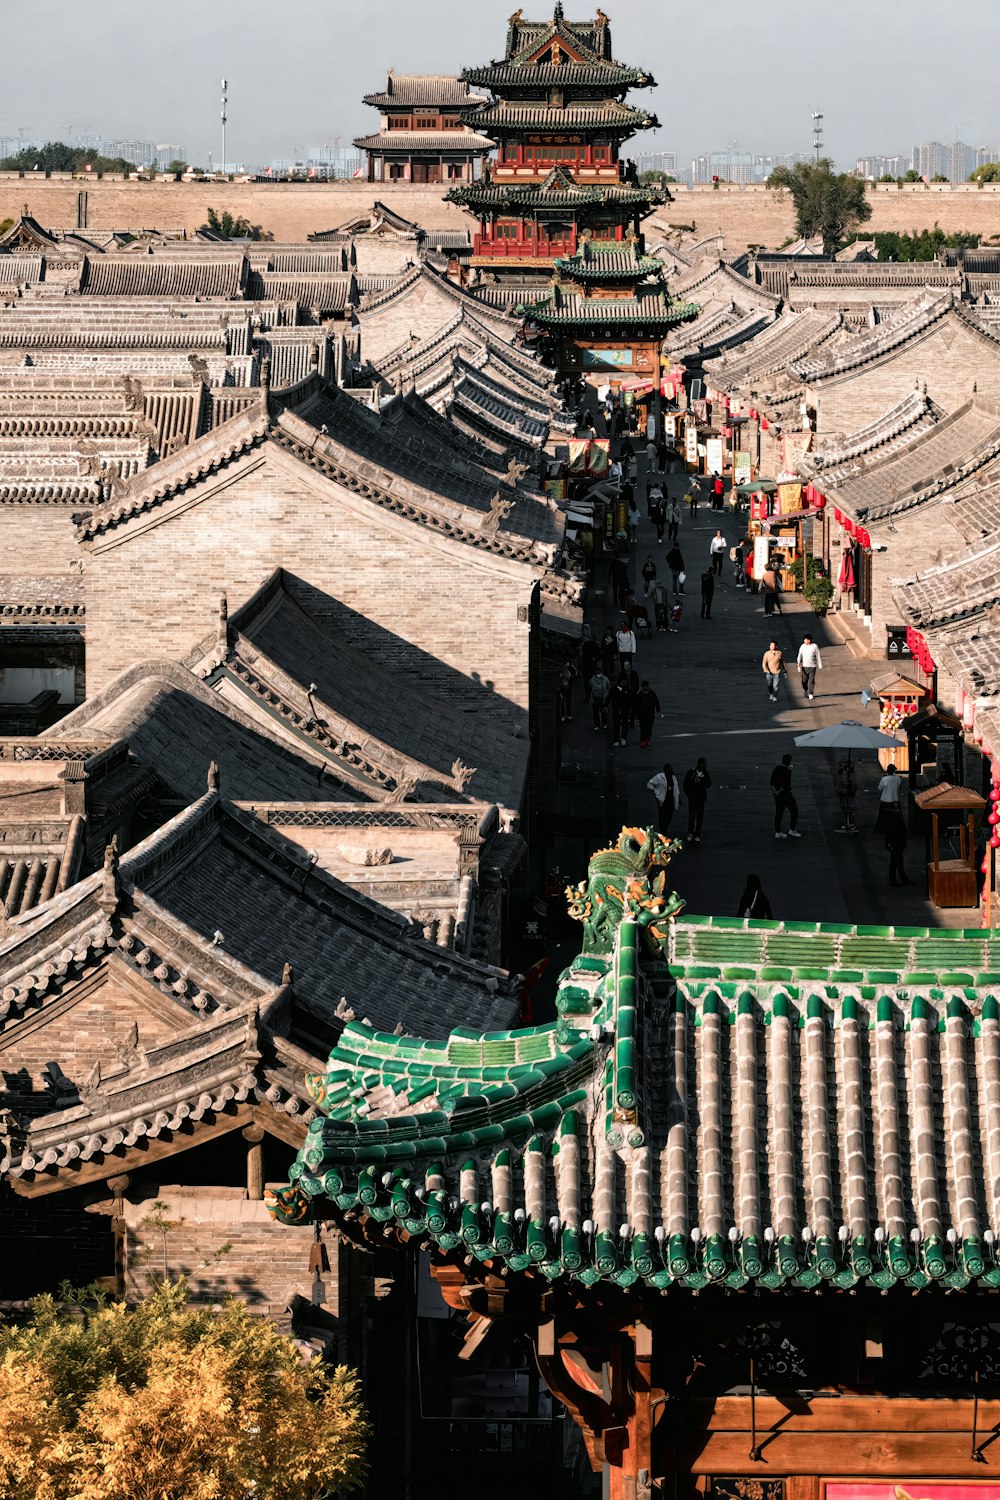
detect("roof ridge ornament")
(97, 835), (119, 917)
(207, 760), (221, 792)
(565, 826), (686, 956)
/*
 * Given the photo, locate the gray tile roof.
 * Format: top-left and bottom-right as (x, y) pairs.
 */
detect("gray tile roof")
(362, 74), (479, 108)
(52, 661), (368, 804)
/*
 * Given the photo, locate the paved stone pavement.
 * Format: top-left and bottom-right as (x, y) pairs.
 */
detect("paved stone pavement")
(552, 450), (978, 932)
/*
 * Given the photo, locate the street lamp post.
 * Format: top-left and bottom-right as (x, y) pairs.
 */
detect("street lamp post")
(221, 78), (228, 177)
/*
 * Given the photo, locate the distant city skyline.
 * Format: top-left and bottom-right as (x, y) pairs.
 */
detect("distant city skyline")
(2, 0), (999, 174)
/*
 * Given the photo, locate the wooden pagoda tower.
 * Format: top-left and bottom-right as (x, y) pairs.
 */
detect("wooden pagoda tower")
(447, 5), (696, 382)
(271, 826), (1000, 1498)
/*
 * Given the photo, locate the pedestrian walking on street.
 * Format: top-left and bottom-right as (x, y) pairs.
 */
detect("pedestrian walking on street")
(557, 661), (576, 722)
(761, 563), (782, 616)
(884, 808), (911, 885)
(796, 635), (822, 699)
(737, 873), (773, 919)
(666, 542), (685, 594)
(770, 753), (801, 839)
(761, 641), (787, 701)
(647, 762), (681, 835)
(611, 672), (632, 746)
(616, 620), (637, 673)
(635, 680), (661, 747)
(710, 529), (727, 576)
(600, 626), (617, 678)
(683, 758), (712, 843)
(641, 556), (657, 597)
(688, 478), (702, 516)
(589, 667), (611, 729)
(712, 476), (725, 510)
(666, 497), (681, 542)
(874, 766), (903, 834)
(653, 579), (670, 632)
(645, 437), (657, 469)
(733, 539), (746, 588)
(610, 558), (630, 608)
(651, 493), (666, 542)
(581, 634), (599, 699)
(700, 568), (715, 619)
(627, 500), (640, 544)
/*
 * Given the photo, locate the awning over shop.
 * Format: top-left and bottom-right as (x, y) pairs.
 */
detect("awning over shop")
(831, 506), (872, 550)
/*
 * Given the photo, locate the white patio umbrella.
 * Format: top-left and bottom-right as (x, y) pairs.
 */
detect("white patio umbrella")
(793, 720), (903, 834)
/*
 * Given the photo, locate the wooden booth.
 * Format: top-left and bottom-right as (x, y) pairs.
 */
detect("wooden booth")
(915, 781), (986, 908)
(870, 671), (928, 772)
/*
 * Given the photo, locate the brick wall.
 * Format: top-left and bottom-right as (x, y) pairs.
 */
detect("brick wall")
(812, 319), (1000, 440)
(0, 503), (80, 575)
(84, 451), (537, 709)
(0, 972), (181, 1115)
(8, 177), (1000, 253)
(123, 1190), (324, 1321)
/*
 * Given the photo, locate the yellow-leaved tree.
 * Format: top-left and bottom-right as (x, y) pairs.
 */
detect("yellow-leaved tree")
(0, 1282), (368, 1500)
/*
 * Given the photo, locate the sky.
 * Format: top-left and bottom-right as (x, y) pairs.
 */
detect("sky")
(4, 0), (999, 168)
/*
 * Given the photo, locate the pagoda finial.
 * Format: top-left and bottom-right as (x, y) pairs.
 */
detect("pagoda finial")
(554, 0), (564, 20)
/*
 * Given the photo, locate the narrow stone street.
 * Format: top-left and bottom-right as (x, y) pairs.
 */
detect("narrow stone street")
(552, 451), (976, 932)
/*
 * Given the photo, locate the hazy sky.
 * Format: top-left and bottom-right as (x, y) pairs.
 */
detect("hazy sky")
(4, 0), (998, 167)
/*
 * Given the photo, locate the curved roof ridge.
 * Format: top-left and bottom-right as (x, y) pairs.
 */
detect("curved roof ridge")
(792, 290), (956, 382)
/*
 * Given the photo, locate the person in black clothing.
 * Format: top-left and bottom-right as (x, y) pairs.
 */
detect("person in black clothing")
(884, 809), (911, 886)
(610, 672), (632, 747)
(683, 758), (712, 842)
(600, 627), (617, 678)
(666, 543), (685, 594)
(635, 680), (661, 747)
(610, 558), (631, 608)
(651, 494), (665, 542)
(737, 873), (773, 919)
(700, 568), (715, 619)
(770, 753), (801, 838)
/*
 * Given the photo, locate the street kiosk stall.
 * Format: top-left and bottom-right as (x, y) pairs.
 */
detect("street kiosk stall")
(915, 782), (987, 908)
(868, 671), (928, 773)
(741, 480), (804, 593)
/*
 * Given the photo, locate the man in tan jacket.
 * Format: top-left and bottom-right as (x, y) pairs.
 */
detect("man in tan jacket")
(762, 641), (786, 702)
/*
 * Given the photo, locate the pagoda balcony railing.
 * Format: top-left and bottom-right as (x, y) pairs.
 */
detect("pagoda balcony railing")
(473, 233), (577, 258)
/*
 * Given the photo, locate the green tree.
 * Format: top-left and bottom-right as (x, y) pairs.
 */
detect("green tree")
(879, 173), (895, 182)
(165, 159), (187, 176)
(0, 142), (136, 174)
(971, 162), (1000, 183)
(766, 158), (871, 254)
(931, 172), (949, 182)
(870, 226), (980, 261)
(903, 168), (922, 182)
(201, 207), (271, 241)
(0, 1281), (368, 1499)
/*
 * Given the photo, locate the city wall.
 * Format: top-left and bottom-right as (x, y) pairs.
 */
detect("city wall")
(9, 177), (1000, 253)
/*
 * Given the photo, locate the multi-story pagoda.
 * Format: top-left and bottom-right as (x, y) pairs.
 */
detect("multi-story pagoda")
(448, 4), (696, 382)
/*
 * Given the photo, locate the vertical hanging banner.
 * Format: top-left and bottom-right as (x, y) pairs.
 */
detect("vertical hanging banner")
(587, 438), (610, 477)
(685, 422), (698, 465)
(734, 451), (752, 485)
(705, 437), (724, 476)
(567, 440), (589, 474)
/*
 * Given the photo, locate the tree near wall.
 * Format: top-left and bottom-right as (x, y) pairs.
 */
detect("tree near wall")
(0, 1281), (369, 1499)
(766, 158), (871, 253)
(200, 206), (271, 241)
(971, 162), (1000, 183)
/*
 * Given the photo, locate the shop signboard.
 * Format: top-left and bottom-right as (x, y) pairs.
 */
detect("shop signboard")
(778, 481), (803, 515)
(582, 348), (634, 369)
(753, 535), (770, 580)
(827, 1486), (1000, 1500)
(706, 437), (724, 476)
(685, 423), (698, 465)
(734, 451), (752, 485)
(663, 414), (676, 441)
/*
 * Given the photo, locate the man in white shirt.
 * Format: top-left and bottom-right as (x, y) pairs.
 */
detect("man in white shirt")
(709, 529), (727, 576)
(796, 635), (822, 699)
(878, 769), (902, 805)
(647, 763), (681, 835)
(616, 622), (637, 672)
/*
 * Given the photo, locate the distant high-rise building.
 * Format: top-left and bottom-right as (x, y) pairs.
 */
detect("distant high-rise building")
(911, 141), (945, 178)
(635, 150), (678, 177)
(976, 145), (1000, 170)
(855, 154), (906, 180)
(944, 141), (974, 182)
(156, 144), (185, 166)
(104, 138), (156, 167)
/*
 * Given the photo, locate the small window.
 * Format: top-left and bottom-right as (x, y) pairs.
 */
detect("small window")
(414, 116), (437, 130)
(389, 163), (405, 180)
(503, 142), (518, 162)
